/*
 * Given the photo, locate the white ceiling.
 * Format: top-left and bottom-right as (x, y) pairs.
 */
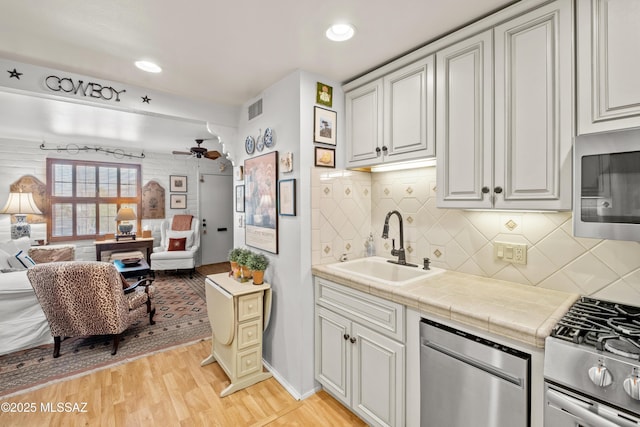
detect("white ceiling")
(0, 0), (515, 154)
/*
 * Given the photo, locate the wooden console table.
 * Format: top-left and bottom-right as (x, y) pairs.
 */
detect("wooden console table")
(201, 273), (272, 397)
(94, 237), (154, 264)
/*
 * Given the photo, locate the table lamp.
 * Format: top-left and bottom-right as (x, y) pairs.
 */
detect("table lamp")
(115, 207), (136, 240)
(1, 191), (43, 239)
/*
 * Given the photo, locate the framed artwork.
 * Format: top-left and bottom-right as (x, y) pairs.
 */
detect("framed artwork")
(313, 106), (337, 145)
(141, 180), (166, 219)
(316, 82), (333, 107)
(170, 194), (187, 209)
(278, 179), (296, 216)
(314, 147), (335, 168)
(244, 151), (279, 253)
(170, 175), (187, 192)
(280, 152), (293, 173)
(235, 185), (245, 212)
(234, 166), (244, 181)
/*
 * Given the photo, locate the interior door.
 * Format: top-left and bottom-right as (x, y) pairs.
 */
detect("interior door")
(200, 173), (233, 265)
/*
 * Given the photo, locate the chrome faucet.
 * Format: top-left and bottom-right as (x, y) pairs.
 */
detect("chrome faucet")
(381, 210), (417, 267)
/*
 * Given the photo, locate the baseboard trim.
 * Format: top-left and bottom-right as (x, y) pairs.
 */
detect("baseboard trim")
(262, 359), (321, 401)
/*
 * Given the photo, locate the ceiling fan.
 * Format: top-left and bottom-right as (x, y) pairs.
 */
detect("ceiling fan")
(172, 138), (221, 160)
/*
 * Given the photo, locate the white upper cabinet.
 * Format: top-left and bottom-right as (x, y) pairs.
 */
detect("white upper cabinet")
(437, 0), (573, 210)
(436, 30), (494, 209)
(346, 55), (435, 168)
(577, 0), (640, 134)
(346, 79), (383, 166)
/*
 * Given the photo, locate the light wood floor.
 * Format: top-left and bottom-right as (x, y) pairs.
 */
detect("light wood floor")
(1, 340), (365, 427)
(1, 263), (366, 426)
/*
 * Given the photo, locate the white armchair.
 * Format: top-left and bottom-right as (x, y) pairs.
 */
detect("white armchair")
(150, 216), (199, 278)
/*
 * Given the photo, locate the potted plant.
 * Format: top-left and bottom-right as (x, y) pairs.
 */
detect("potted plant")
(247, 252), (269, 285)
(228, 247), (243, 278)
(236, 248), (253, 280)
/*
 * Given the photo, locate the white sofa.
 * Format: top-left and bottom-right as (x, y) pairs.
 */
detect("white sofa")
(0, 237), (75, 355)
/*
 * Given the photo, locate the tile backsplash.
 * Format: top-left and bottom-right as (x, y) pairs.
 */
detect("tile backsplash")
(311, 166), (640, 305)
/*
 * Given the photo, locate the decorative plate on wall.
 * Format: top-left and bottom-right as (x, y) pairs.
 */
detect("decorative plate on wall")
(245, 136), (255, 154)
(256, 134), (264, 152)
(264, 128), (274, 148)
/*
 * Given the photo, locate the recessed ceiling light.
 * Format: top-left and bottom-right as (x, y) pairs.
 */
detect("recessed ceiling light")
(326, 23), (355, 42)
(135, 60), (162, 73)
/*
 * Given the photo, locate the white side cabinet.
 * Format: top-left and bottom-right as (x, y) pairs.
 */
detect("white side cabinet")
(346, 55), (435, 168)
(577, 0), (640, 134)
(437, 0), (573, 210)
(315, 278), (405, 427)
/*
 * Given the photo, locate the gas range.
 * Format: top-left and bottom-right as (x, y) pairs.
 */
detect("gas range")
(544, 296), (640, 424)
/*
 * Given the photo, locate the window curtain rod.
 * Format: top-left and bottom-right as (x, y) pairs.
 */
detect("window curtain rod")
(39, 142), (145, 159)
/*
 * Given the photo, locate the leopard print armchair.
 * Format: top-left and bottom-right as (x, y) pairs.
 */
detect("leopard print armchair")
(26, 261), (156, 358)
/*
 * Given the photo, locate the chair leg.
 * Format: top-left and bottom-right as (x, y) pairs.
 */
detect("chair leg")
(190, 267), (195, 279)
(149, 307), (156, 325)
(53, 336), (61, 358)
(112, 334), (121, 355)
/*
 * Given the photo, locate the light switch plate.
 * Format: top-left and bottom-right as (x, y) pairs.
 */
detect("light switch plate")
(494, 241), (527, 265)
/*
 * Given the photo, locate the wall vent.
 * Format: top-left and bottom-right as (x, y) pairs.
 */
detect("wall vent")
(248, 99), (263, 121)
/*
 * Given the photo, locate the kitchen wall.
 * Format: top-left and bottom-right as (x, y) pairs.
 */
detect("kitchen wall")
(231, 70), (344, 399)
(312, 165), (640, 306)
(0, 136), (232, 262)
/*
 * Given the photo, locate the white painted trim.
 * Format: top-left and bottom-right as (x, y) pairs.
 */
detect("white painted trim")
(262, 359), (321, 401)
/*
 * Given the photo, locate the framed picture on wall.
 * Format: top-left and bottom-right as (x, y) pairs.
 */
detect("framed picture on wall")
(170, 175), (187, 192)
(313, 106), (337, 145)
(316, 82), (333, 107)
(244, 151), (279, 253)
(170, 194), (187, 209)
(278, 179), (296, 216)
(235, 185), (245, 212)
(314, 147), (335, 168)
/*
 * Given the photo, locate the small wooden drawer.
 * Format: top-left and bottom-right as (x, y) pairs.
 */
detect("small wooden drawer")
(238, 293), (262, 322)
(237, 346), (261, 378)
(237, 319), (261, 350)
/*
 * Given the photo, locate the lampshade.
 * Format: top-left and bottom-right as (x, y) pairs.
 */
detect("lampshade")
(0, 192), (42, 215)
(115, 207), (136, 221)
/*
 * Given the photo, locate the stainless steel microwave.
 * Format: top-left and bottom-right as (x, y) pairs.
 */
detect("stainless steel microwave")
(574, 128), (640, 241)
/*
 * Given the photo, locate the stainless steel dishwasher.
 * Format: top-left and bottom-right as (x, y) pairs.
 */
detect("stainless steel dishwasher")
(420, 318), (531, 427)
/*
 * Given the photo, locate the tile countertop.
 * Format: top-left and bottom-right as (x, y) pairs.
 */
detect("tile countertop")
(311, 263), (579, 348)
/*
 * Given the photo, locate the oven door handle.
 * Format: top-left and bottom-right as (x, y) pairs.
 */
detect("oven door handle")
(547, 388), (636, 427)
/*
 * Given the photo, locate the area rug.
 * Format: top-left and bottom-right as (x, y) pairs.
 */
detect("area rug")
(0, 271), (213, 397)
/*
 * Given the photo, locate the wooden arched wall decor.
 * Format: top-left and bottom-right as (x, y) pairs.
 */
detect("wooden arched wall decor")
(142, 180), (166, 219)
(9, 175), (47, 224)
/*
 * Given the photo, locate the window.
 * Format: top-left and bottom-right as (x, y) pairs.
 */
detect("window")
(46, 159), (141, 242)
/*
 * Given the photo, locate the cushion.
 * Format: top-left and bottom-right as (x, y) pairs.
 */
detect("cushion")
(165, 230), (194, 250)
(168, 238), (187, 251)
(8, 250), (36, 270)
(0, 249), (12, 270)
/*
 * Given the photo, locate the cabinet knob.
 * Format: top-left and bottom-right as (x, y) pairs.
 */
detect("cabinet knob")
(382, 146), (388, 153)
(494, 186), (503, 194)
(343, 334), (350, 340)
(350, 337), (357, 344)
(481, 186), (490, 194)
(248, 332), (253, 337)
(248, 304), (254, 309)
(375, 147), (381, 156)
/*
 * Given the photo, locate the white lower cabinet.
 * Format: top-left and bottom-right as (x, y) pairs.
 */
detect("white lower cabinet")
(315, 278), (405, 427)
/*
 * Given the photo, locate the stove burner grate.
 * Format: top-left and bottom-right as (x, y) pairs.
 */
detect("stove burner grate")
(603, 338), (640, 360)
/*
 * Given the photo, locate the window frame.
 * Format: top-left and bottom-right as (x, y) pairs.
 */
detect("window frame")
(46, 158), (142, 243)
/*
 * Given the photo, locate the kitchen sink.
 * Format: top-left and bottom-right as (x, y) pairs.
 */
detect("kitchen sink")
(327, 256), (445, 286)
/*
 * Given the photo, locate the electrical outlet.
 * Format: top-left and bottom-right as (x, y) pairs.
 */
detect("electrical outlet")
(494, 241), (527, 265)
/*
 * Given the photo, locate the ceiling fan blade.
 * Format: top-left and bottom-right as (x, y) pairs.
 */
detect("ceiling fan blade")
(172, 150), (192, 156)
(205, 150), (221, 160)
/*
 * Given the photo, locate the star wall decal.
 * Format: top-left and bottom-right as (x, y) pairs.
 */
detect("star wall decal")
(8, 68), (23, 79)
(141, 96), (151, 104)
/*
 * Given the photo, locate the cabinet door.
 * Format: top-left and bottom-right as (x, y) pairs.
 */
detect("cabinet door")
(436, 30), (493, 208)
(578, 0), (640, 134)
(346, 79), (384, 167)
(494, 0), (573, 210)
(384, 55), (435, 161)
(351, 323), (405, 427)
(315, 307), (351, 406)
